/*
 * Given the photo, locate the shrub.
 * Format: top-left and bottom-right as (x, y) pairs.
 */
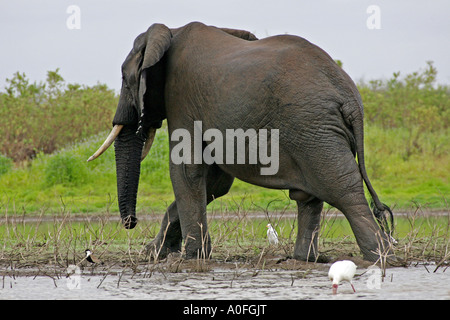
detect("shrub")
(44, 152), (88, 186)
(0, 154), (13, 176)
(359, 61), (450, 160)
(0, 69), (118, 162)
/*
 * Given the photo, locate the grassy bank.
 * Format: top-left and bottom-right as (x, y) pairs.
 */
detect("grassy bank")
(0, 63), (448, 215)
(1, 208), (448, 273)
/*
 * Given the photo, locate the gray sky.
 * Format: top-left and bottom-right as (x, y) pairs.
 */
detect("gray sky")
(1, 0), (449, 92)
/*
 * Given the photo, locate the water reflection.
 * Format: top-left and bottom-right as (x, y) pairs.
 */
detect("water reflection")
(1, 265), (448, 300)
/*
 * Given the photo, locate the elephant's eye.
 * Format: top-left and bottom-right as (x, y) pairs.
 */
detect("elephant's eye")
(122, 75), (130, 89)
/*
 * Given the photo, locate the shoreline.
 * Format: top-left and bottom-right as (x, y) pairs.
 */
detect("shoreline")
(1, 208), (448, 224)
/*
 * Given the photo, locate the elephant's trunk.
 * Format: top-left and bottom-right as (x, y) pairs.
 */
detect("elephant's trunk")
(89, 123), (156, 229)
(114, 124), (145, 229)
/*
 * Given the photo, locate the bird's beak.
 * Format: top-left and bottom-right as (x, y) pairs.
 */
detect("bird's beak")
(332, 284), (338, 295)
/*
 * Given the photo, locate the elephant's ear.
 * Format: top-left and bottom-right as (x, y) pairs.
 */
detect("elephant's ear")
(137, 24), (172, 135)
(142, 24), (172, 70)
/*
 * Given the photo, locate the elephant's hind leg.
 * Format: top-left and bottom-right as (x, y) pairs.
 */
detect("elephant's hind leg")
(309, 146), (393, 262)
(206, 165), (235, 204)
(334, 193), (393, 262)
(293, 197), (323, 262)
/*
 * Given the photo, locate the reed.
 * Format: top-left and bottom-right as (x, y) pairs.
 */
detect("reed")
(0, 201), (448, 278)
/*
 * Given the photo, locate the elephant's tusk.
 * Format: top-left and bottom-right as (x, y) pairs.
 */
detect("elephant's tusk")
(141, 128), (157, 161)
(87, 124), (124, 162)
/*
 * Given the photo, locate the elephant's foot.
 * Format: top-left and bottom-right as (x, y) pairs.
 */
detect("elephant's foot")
(145, 235), (182, 260)
(359, 245), (399, 265)
(356, 227), (398, 264)
(145, 235), (212, 260)
(293, 242), (317, 262)
(293, 246), (329, 263)
(183, 234), (212, 260)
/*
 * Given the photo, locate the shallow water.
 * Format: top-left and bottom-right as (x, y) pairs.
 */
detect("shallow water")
(1, 264), (448, 300)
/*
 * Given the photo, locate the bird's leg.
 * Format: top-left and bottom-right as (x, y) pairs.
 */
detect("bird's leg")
(351, 283), (356, 292)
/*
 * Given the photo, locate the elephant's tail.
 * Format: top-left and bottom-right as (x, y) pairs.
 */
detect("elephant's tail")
(341, 99), (395, 237)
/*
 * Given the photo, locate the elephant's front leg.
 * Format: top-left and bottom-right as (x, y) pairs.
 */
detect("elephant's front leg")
(148, 164), (234, 259)
(293, 198), (323, 261)
(171, 163), (211, 259)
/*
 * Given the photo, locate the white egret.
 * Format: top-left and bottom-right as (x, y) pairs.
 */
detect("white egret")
(266, 223), (279, 245)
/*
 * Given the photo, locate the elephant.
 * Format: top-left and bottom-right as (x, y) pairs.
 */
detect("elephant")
(88, 21), (395, 262)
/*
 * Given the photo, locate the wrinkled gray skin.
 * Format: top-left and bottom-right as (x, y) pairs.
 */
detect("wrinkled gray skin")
(108, 22), (394, 262)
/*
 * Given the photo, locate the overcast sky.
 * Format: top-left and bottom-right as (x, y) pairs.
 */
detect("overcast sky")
(1, 0), (449, 92)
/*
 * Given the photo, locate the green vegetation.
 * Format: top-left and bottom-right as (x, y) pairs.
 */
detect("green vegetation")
(1, 210), (448, 270)
(0, 63), (448, 215)
(0, 154), (13, 177)
(0, 69), (117, 162)
(362, 61), (449, 209)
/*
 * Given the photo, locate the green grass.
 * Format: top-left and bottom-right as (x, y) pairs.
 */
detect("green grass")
(1, 209), (448, 270)
(364, 125), (449, 209)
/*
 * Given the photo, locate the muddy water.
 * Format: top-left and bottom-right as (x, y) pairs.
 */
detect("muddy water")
(1, 264), (448, 300)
